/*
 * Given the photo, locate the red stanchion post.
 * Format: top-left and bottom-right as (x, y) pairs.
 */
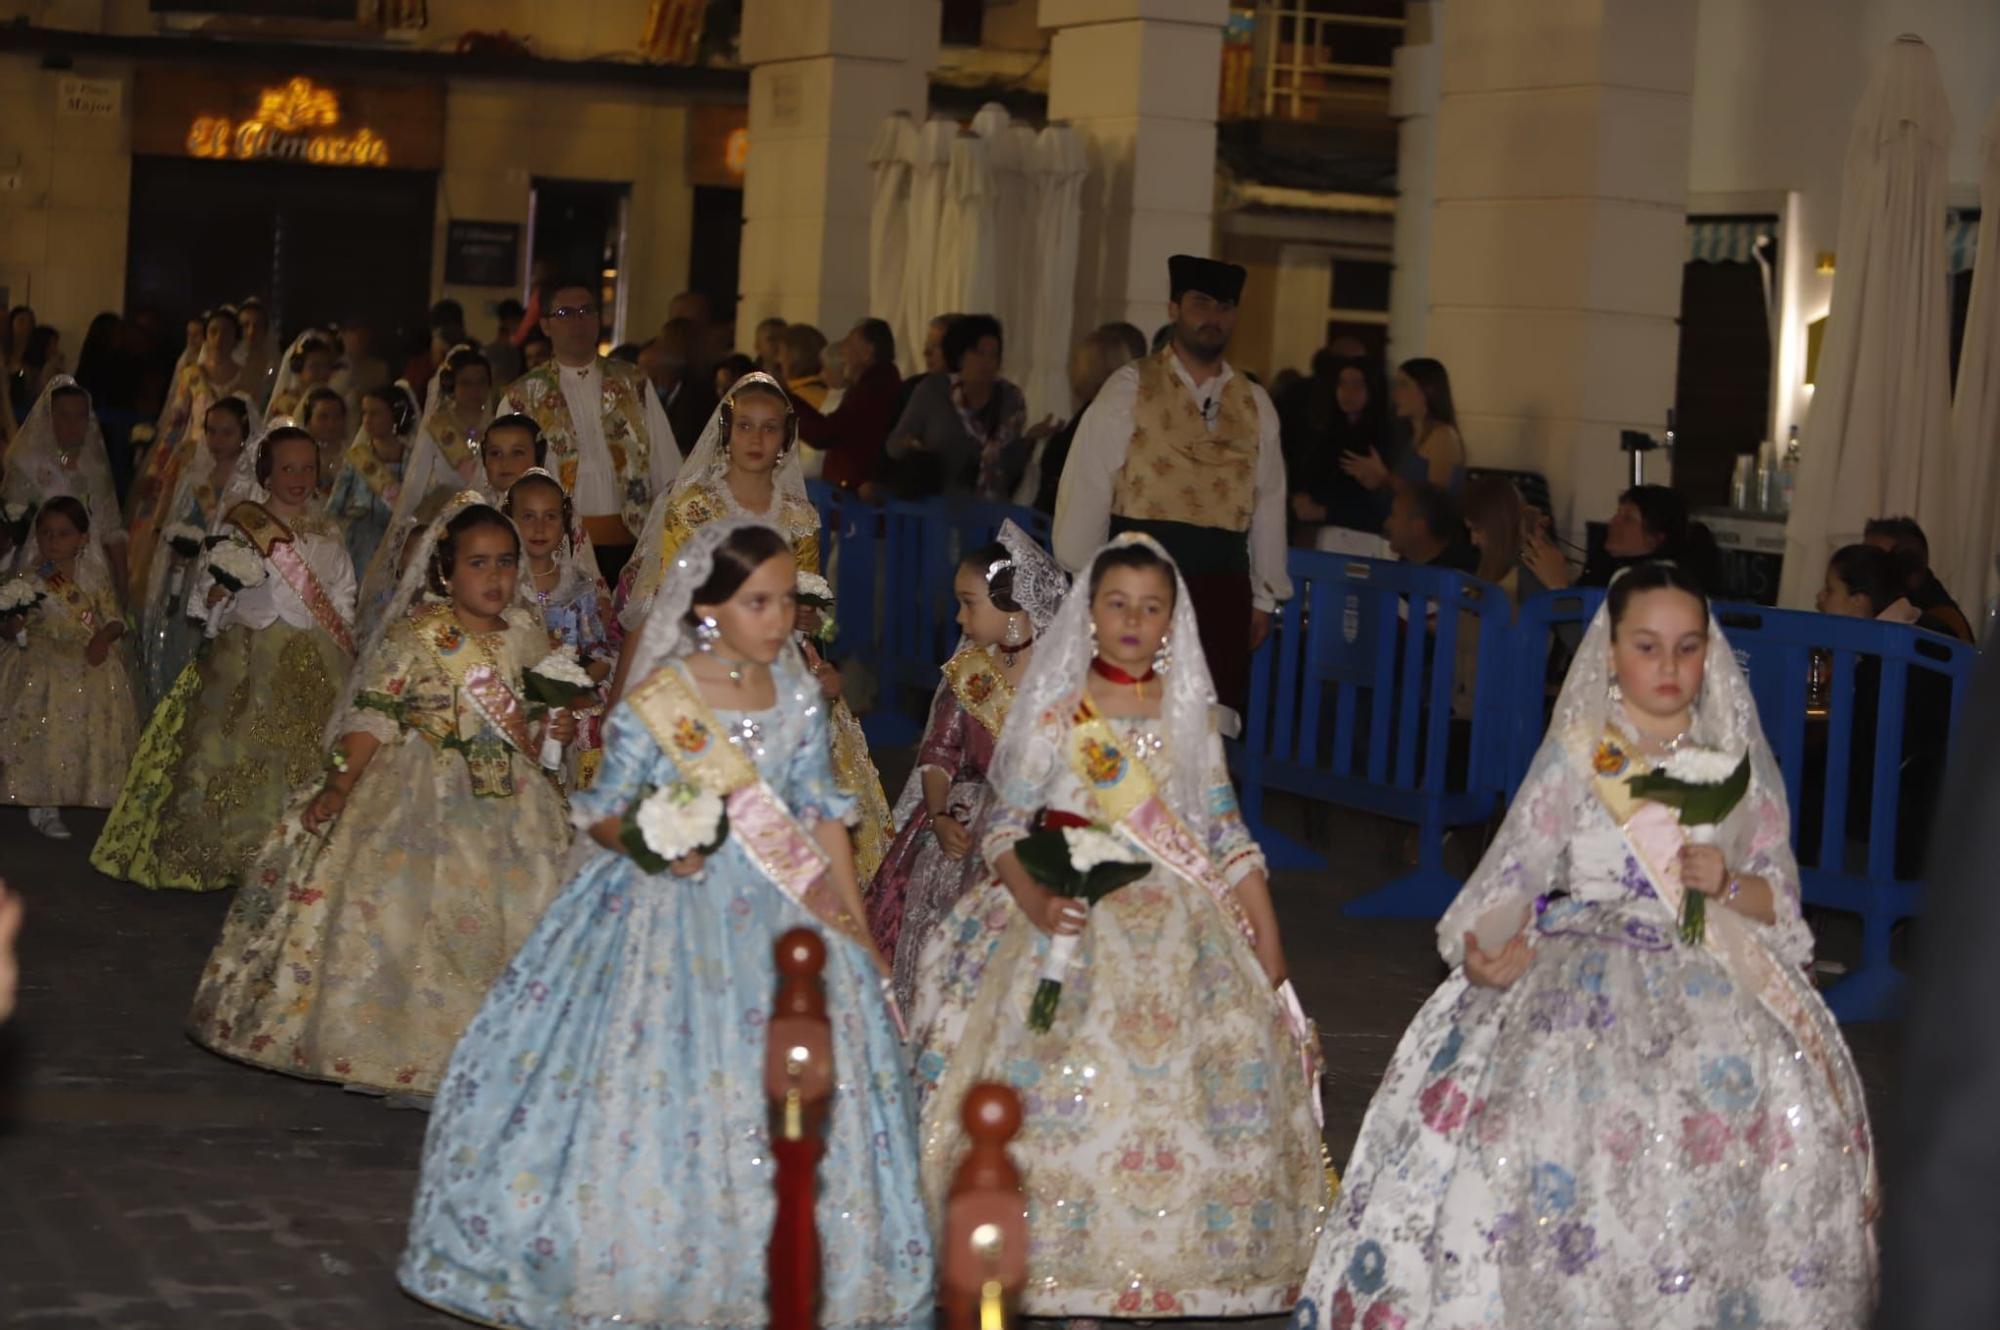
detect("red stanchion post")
(940, 1083), (1029, 1330)
(766, 928), (831, 1330)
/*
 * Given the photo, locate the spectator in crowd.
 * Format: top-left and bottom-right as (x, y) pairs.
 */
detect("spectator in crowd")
(1340, 356), (1466, 499)
(793, 317), (901, 496)
(4, 304), (36, 378)
(898, 313), (961, 419)
(712, 352), (755, 400)
(667, 290), (725, 377)
(10, 325), (65, 406)
(885, 313), (1028, 501)
(1385, 482), (1479, 574)
(1524, 483), (1717, 591)
(334, 316), (390, 402)
(405, 298), (467, 388)
(608, 342), (643, 365)
(1282, 348), (1393, 541)
(1027, 321), (1148, 514)
(780, 324), (831, 409)
(1463, 473), (1547, 607)
(1818, 542), (1963, 638)
(521, 329), (553, 372)
(1150, 322), (1174, 353)
(74, 312), (141, 416)
(483, 298), (526, 384)
(1864, 515), (1974, 643)
(638, 320), (717, 459)
(508, 257), (556, 349)
(753, 316), (788, 376)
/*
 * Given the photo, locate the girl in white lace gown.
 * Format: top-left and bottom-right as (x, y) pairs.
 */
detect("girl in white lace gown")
(1294, 563), (1876, 1330)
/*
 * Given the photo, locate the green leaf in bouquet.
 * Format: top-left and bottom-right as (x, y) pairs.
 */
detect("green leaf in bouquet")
(1625, 753), (1751, 826)
(619, 792), (672, 875)
(1012, 827), (1083, 896)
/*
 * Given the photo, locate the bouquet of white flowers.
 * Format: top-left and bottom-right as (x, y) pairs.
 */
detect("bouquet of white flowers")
(1, 501), (35, 548)
(1627, 744), (1750, 944)
(164, 523), (207, 558)
(0, 576), (46, 647)
(207, 539), (268, 595)
(523, 646), (598, 769)
(795, 570), (837, 645)
(1014, 816), (1151, 1032)
(622, 782), (729, 874)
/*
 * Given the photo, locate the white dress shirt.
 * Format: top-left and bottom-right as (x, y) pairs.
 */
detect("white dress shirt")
(1052, 356), (1292, 611)
(556, 359), (681, 519)
(200, 528), (357, 638)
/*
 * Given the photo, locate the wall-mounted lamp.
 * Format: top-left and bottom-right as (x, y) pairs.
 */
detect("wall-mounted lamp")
(1815, 251), (1836, 275)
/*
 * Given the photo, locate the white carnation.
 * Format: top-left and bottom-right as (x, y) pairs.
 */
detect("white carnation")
(0, 578), (40, 612)
(527, 647), (595, 689)
(796, 571), (834, 601)
(2, 502), (30, 522)
(1062, 826), (1143, 873)
(164, 522), (207, 547)
(1660, 746), (1742, 785)
(208, 541), (268, 590)
(635, 785), (726, 863)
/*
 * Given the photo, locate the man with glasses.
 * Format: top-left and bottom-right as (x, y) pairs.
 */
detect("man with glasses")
(501, 278), (680, 582)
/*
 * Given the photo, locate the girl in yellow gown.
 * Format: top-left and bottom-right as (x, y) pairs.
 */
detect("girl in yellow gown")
(189, 496), (572, 1097)
(616, 371), (893, 879)
(92, 425), (358, 891)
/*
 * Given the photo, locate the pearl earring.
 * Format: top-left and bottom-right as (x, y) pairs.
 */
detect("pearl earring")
(1088, 621), (1100, 659)
(696, 616), (720, 652)
(1003, 616), (1022, 647)
(1153, 639), (1173, 675)
(1608, 678), (1623, 704)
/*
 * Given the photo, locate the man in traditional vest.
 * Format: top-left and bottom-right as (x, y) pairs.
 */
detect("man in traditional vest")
(501, 277), (680, 582)
(1053, 255), (1289, 710)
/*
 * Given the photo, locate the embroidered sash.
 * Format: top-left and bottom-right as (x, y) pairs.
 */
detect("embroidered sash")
(1589, 735), (1877, 1208)
(42, 572), (99, 634)
(426, 408), (480, 480)
(626, 665), (876, 955)
(418, 610), (537, 798)
(343, 435), (404, 506)
(943, 646), (1013, 739)
(227, 501), (356, 656)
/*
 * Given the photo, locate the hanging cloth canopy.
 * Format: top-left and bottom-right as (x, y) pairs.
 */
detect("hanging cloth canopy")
(1779, 35), (1956, 609)
(1949, 98), (2000, 634)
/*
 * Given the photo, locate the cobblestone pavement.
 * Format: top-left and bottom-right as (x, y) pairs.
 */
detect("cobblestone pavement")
(0, 796), (1904, 1329)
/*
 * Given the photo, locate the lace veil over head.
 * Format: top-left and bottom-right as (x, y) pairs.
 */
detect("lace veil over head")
(619, 515), (794, 688)
(505, 466), (601, 610)
(622, 372), (808, 629)
(3, 376), (122, 561)
(986, 530), (1222, 840)
(1436, 572), (1807, 966)
(265, 328), (339, 420)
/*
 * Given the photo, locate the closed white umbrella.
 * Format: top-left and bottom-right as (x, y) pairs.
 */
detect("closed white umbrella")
(970, 105), (1037, 358)
(1780, 35), (1956, 608)
(1950, 98), (2000, 634)
(1024, 124), (1090, 426)
(901, 116), (958, 376)
(868, 113), (917, 358)
(938, 128), (998, 322)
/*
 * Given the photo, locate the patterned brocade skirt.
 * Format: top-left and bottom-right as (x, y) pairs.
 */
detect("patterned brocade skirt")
(91, 622), (346, 892)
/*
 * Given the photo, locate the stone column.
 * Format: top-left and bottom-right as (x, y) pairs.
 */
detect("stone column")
(1387, 4), (1441, 367)
(1040, 0), (1228, 334)
(1424, 0), (1696, 533)
(736, 0), (940, 347)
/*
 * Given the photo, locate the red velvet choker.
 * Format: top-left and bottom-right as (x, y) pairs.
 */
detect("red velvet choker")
(1089, 657), (1158, 687)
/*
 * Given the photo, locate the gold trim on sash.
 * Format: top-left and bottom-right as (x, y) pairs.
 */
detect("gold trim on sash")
(229, 501), (357, 656)
(625, 664), (877, 957)
(225, 499), (293, 557)
(942, 645), (1013, 739)
(343, 435), (404, 505)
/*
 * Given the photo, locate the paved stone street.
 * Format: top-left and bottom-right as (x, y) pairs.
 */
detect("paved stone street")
(0, 794), (1904, 1328)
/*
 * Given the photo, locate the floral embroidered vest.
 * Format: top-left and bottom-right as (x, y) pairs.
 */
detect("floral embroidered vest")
(1110, 346), (1261, 533)
(505, 360), (657, 536)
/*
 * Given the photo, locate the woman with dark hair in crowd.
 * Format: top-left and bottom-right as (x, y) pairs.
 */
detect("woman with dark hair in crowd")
(1338, 355), (1467, 502)
(1523, 482), (1719, 592)
(10, 325), (65, 406)
(1283, 349), (1393, 539)
(884, 312), (1029, 500)
(1027, 321), (1148, 514)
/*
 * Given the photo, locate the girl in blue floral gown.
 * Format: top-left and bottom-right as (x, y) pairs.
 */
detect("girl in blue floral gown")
(399, 517), (933, 1330)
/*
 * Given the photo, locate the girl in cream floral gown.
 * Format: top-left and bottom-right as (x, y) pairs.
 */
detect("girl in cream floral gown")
(92, 425), (357, 892)
(189, 497), (571, 1097)
(619, 371), (893, 878)
(1293, 564), (1875, 1330)
(0, 497), (140, 838)
(913, 533), (1327, 1319)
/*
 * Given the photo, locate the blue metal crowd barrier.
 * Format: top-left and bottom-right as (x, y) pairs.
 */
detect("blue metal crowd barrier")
(1503, 587), (1976, 1022)
(1238, 553), (1514, 918)
(807, 494), (1975, 1022)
